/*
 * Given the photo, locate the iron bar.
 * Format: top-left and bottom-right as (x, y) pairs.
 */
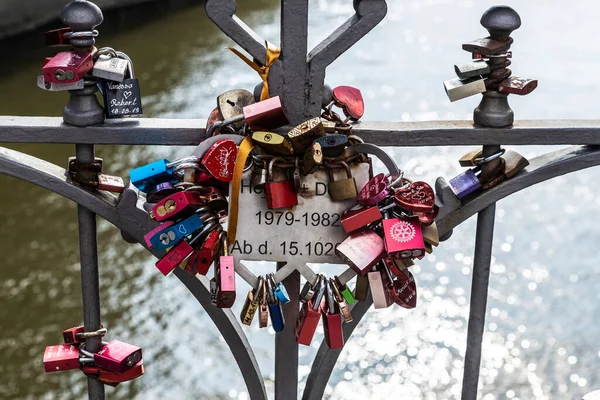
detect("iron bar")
(461, 145), (498, 400)
(275, 262), (300, 400)
(4, 117), (600, 146)
(75, 144), (105, 400)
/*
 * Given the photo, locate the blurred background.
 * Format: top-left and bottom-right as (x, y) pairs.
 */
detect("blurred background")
(0, 0), (599, 399)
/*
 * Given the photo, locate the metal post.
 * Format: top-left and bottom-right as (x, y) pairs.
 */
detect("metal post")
(76, 143), (105, 400)
(461, 145), (498, 400)
(275, 262), (300, 400)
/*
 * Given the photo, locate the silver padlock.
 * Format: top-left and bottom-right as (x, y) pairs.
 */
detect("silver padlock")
(92, 48), (129, 82)
(37, 75), (84, 91)
(443, 77), (486, 102)
(217, 89), (255, 128)
(454, 59), (490, 80)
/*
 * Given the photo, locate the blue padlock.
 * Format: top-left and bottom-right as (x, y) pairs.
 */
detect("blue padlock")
(267, 280), (285, 332)
(449, 168), (481, 199)
(149, 214), (203, 251)
(130, 159), (176, 193)
(269, 274), (290, 305)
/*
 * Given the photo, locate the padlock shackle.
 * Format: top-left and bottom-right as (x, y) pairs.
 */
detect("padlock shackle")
(115, 51), (135, 79)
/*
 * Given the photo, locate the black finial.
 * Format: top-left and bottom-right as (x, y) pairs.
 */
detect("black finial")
(480, 5), (521, 39)
(61, 0), (103, 47)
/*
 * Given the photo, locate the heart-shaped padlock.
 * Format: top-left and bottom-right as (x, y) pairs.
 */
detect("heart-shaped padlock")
(358, 173), (389, 206)
(205, 108), (223, 138)
(394, 181), (435, 213)
(201, 139), (238, 182)
(414, 204), (439, 226)
(389, 269), (417, 309)
(332, 86), (365, 120)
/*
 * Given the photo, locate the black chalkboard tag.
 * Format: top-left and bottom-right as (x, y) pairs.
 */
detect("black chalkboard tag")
(103, 78), (143, 118)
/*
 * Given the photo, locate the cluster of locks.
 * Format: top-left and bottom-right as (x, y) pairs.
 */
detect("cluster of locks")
(39, 22), (142, 119)
(43, 326), (143, 386)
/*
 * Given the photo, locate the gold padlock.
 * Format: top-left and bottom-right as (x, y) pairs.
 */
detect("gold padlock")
(459, 149), (483, 167)
(302, 142), (323, 175)
(327, 161), (357, 201)
(287, 117), (325, 155)
(502, 150), (529, 179)
(252, 131), (294, 156)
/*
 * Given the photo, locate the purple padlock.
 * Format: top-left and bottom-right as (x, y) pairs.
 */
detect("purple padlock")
(449, 169), (481, 199)
(358, 173), (389, 206)
(147, 182), (178, 203)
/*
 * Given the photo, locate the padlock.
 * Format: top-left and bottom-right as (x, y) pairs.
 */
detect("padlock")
(215, 237), (236, 308)
(259, 279), (268, 328)
(201, 139), (238, 182)
(217, 89), (255, 128)
(210, 277), (218, 306)
(422, 222), (440, 247)
(269, 273), (290, 305)
(103, 52), (143, 118)
(444, 77), (487, 102)
(357, 173), (389, 206)
(462, 37), (512, 56)
(129, 159), (177, 193)
(92, 50), (129, 82)
(252, 132), (294, 156)
(37, 75), (84, 91)
(43, 344), (81, 372)
(382, 217), (426, 260)
(147, 182), (178, 203)
(454, 59), (491, 80)
(94, 340), (142, 373)
(148, 214), (203, 251)
(251, 160), (269, 188)
(336, 227), (385, 275)
(449, 168), (482, 199)
(502, 150), (529, 179)
(302, 142), (323, 175)
(265, 157), (298, 209)
(368, 268), (393, 309)
(205, 108), (224, 137)
(329, 278), (352, 322)
(295, 277), (325, 345)
(97, 174), (125, 193)
(315, 134), (349, 157)
(394, 181), (435, 214)
(332, 86), (365, 121)
(266, 279), (285, 332)
(287, 117), (326, 155)
(81, 360), (144, 385)
(62, 325), (105, 344)
(155, 239), (193, 276)
(320, 118), (338, 133)
(42, 51), (93, 83)
(45, 27), (71, 47)
(341, 204), (383, 233)
(187, 229), (221, 275)
(152, 192), (207, 222)
(333, 276), (355, 305)
(299, 279), (315, 303)
(241, 277), (263, 326)
(459, 149), (484, 167)
(354, 274), (369, 301)
(328, 161), (358, 202)
(498, 77), (538, 95)
(389, 269), (417, 309)
(321, 280), (344, 349)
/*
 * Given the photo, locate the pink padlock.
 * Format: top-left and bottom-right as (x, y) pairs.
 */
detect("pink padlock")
(358, 173), (389, 206)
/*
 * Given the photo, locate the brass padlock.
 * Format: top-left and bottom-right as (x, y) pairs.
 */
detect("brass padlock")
(502, 150), (529, 179)
(422, 222), (440, 247)
(288, 117), (326, 155)
(252, 132), (294, 156)
(459, 149), (483, 167)
(327, 161), (357, 202)
(302, 142), (323, 175)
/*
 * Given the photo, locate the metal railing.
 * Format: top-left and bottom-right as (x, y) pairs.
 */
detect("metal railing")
(2, 1), (600, 399)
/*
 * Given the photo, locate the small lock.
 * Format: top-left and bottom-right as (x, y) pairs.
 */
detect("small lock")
(340, 204), (383, 233)
(92, 48), (129, 82)
(45, 27), (71, 47)
(454, 59), (491, 80)
(315, 134), (348, 157)
(327, 161), (357, 202)
(146, 182), (178, 203)
(368, 269), (393, 309)
(43, 344), (81, 373)
(502, 150), (529, 179)
(449, 168), (482, 199)
(37, 75), (84, 91)
(382, 217), (426, 260)
(302, 142), (323, 176)
(42, 51), (93, 83)
(217, 89), (255, 128)
(462, 37), (512, 56)
(322, 281), (344, 349)
(97, 174), (125, 193)
(444, 77), (487, 102)
(94, 340), (142, 373)
(332, 86), (365, 121)
(265, 157), (298, 209)
(129, 159), (177, 193)
(266, 278), (285, 332)
(252, 132), (294, 156)
(216, 237), (236, 308)
(459, 149), (483, 167)
(498, 76), (538, 96)
(241, 276), (263, 326)
(287, 117), (326, 155)
(251, 160), (269, 188)
(148, 214), (203, 251)
(335, 228), (385, 275)
(102, 52), (143, 118)
(354, 274), (369, 301)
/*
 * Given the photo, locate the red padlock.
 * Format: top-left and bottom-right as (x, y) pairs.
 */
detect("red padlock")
(187, 230), (221, 275)
(42, 51), (94, 83)
(155, 240), (194, 276)
(265, 157), (298, 209)
(295, 300), (321, 346)
(341, 204), (383, 233)
(81, 360), (144, 386)
(43, 344), (81, 372)
(151, 191), (207, 222)
(94, 340), (142, 374)
(382, 217), (425, 260)
(335, 228), (385, 275)
(201, 139), (238, 182)
(45, 27), (71, 47)
(321, 281), (344, 349)
(63, 324), (105, 344)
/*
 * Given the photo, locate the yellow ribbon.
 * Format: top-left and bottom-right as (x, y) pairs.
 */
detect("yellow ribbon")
(228, 41), (281, 101)
(227, 136), (255, 245)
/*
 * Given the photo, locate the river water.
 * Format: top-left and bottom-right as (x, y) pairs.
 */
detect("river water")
(1, 0), (599, 399)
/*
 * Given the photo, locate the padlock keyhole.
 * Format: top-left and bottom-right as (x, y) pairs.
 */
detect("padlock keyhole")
(227, 100), (236, 107)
